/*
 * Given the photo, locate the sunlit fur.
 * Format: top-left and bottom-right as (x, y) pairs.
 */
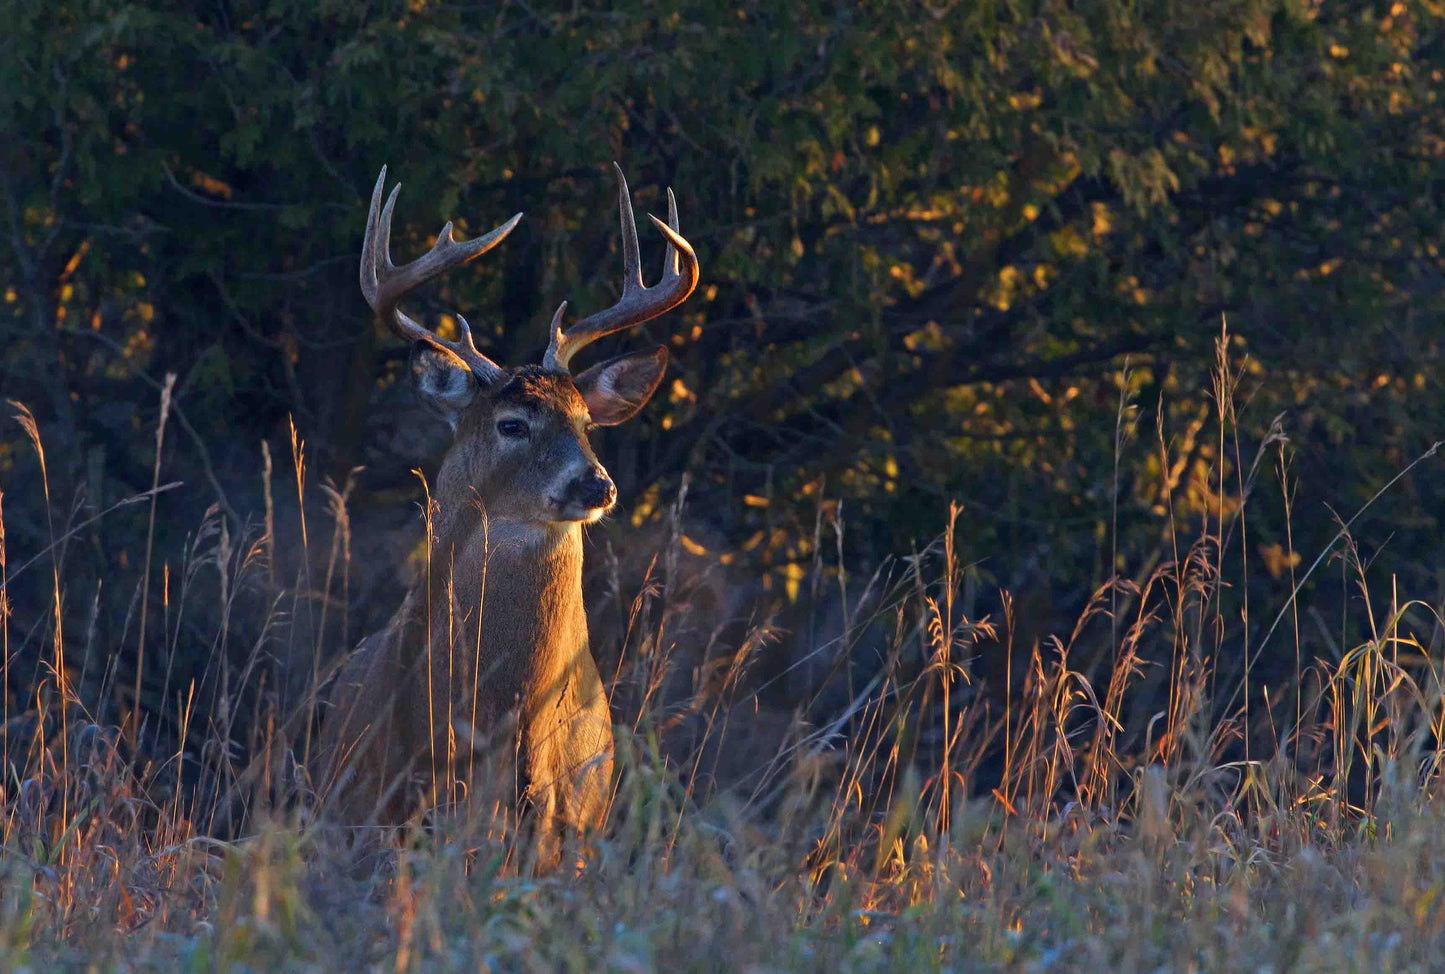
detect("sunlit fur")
(315, 359), (658, 869)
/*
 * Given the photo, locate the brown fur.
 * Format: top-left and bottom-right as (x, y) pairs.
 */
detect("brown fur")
(332, 164), (694, 868)
(315, 365), (642, 869)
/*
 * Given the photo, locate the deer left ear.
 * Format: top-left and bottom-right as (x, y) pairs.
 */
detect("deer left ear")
(574, 346), (668, 427)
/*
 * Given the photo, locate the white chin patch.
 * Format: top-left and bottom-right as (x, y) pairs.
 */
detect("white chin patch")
(549, 504), (608, 524)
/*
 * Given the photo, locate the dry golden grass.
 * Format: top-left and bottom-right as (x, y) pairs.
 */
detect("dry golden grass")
(5, 333), (1445, 972)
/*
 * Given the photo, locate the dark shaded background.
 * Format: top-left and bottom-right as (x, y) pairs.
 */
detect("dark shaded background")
(4, 0), (1445, 810)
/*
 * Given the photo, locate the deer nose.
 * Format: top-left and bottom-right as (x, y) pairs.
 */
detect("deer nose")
(569, 473), (616, 510)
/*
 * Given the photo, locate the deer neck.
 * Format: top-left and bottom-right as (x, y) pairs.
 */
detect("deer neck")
(399, 505), (589, 717)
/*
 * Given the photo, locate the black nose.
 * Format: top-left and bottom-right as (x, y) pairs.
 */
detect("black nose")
(569, 473), (616, 510)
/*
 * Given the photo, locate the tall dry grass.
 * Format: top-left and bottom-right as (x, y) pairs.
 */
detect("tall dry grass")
(3, 331), (1445, 971)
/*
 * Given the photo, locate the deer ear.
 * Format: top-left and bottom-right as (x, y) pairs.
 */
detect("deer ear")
(410, 340), (481, 429)
(574, 346), (668, 427)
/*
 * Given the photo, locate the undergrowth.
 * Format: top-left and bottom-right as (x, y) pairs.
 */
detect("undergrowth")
(3, 329), (1445, 973)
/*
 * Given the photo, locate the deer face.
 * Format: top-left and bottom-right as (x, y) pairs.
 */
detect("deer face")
(412, 345), (667, 525)
(359, 162), (696, 525)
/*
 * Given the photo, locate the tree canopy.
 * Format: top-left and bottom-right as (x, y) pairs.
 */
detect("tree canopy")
(4, 0), (1445, 756)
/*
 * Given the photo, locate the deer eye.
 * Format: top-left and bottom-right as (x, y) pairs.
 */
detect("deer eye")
(496, 419), (530, 440)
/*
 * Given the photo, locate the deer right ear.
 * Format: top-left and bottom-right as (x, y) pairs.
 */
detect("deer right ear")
(410, 341), (482, 429)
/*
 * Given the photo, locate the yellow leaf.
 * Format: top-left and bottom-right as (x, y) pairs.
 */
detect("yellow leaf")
(782, 562), (807, 603)
(1091, 202), (1113, 237)
(1259, 543), (1302, 579)
(190, 171), (234, 200)
(630, 484), (660, 527)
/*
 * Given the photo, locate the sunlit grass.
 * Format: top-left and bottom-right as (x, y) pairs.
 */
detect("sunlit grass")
(5, 340), (1445, 972)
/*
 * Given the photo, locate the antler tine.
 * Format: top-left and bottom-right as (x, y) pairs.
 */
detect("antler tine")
(617, 165), (645, 293)
(660, 187), (680, 281)
(544, 301), (569, 361)
(542, 163), (699, 373)
(360, 167), (521, 381)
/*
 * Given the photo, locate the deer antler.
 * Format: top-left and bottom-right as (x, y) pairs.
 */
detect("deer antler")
(360, 166), (522, 382)
(542, 163), (699, 373)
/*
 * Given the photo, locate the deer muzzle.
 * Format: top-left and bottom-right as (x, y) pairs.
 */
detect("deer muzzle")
(568, 472), (617, 513)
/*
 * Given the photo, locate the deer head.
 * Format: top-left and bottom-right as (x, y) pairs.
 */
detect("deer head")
(359, 164), (698, 525)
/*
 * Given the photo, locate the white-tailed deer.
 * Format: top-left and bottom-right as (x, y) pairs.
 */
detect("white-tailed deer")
(315, 164), (698, 866)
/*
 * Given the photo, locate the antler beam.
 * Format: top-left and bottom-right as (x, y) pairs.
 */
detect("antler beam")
(360, 166), (522, 382)
(542, 164), (699, 373)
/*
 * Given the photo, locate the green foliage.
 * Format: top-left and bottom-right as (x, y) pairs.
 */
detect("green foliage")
(3, 0), (1445, 752)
